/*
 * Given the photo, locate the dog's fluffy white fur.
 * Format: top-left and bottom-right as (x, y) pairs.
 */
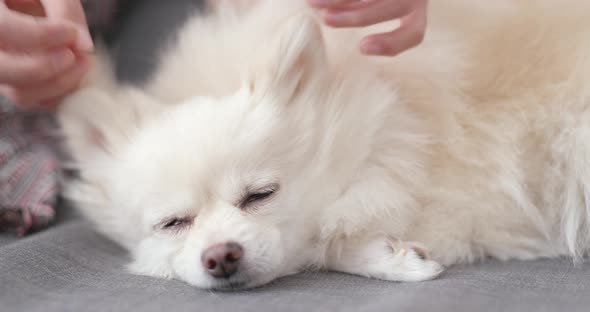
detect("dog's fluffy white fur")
(58, 0), (590, 289)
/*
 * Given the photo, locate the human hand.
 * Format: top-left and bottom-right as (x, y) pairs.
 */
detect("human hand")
(308, 0), (428, 57)
(0, 0), (93, 109)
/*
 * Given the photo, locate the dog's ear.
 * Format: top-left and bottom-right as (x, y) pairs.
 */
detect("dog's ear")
(58, 87), (162, 166)
(248, 13), (326, 102)
(58, 48), (163, 166)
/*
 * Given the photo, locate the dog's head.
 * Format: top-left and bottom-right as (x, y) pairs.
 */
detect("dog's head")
(61, 15), (333, 289)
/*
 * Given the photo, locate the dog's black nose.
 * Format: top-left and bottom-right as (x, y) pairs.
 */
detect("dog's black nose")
(201, 242), (244, 278)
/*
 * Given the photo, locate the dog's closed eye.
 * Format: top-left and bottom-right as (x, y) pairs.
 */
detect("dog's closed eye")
(239, 183), (280, 211)
(159, 217), (194, 232)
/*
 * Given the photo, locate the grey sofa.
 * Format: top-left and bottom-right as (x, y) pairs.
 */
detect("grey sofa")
(1, 1), (589, 311)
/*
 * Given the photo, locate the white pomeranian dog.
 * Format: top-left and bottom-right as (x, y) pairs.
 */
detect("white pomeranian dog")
(58, 0), (590, 290)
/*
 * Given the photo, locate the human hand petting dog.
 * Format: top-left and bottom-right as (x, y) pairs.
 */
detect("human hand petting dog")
(0, 0), (93, 109)
(308, 0), (428, 57)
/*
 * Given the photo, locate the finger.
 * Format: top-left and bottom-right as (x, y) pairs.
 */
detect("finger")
(321, 0), (414, 28)
(0, 6), (78, 50)
(0, 84), (62, 110)
(0, 84), (16, 103)
(6, 0), (45, 17)
(7, 56), (89, 106)
(40, 0), (93, 52)
(0, 49), (76, 84)
(359, 6), (427, 56)
(307, 0), (359, 9)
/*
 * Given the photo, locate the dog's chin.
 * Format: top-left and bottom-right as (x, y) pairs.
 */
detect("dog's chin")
(192, 272), (278, 291)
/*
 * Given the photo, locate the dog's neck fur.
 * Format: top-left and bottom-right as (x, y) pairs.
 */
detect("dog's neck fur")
(275, 62), (435, 263)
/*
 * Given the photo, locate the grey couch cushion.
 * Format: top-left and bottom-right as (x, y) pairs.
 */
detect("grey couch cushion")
(1, 210), (589, 312)
(0, 235), (16, 246)
(2, 1), (590, 311)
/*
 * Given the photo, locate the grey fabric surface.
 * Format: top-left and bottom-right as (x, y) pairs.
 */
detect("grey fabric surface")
(0, 234), (16, 246)
(2, 1), (590, 311)
(106, 0), (205, 84)
(1, 209), (590, 312)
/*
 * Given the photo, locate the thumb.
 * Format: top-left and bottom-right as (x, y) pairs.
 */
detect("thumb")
(40, 0), (94, 52)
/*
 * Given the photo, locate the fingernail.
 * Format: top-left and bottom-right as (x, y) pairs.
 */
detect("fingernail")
(51, 49), (76, 71)
(361, 40), (383, 55)
(322, 10), (354, 26)
(75, 28), (94, 52)
(321, 10), (342, 23)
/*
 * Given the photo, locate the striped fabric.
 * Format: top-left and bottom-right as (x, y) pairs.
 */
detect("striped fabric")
(0, 98), (60, 236)
(0, 0), (122, 236)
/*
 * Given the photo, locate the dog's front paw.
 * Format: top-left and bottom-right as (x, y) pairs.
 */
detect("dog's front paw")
(377, 239), (444, 282)
(328, 235), (444, 282)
